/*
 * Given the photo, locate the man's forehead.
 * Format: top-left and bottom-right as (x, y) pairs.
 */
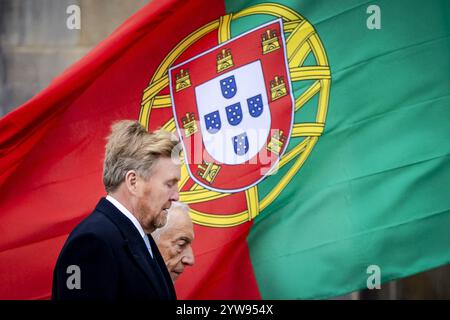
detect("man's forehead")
(169, 215), (194, 237)
(152, 157), (181, 179)
(164, 226), (193, 241)
(155, 156), (180, 167)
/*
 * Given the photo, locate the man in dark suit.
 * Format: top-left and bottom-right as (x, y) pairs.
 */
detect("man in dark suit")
(52, 120), (181, 300)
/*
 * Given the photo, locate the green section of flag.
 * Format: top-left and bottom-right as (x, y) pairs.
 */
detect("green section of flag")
(225, 0), (450, 299)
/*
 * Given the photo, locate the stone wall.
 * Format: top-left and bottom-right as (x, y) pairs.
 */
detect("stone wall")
(0, 0), (147, 116)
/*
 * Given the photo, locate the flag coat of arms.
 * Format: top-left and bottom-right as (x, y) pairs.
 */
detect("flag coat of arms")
(169, 20), (294, 192)
(0, 0), (449, 300)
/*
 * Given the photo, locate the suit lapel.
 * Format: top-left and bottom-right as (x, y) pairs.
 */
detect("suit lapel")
(123, 237), (169, 299)
(148, 234), (176, 299)
(96, 198), (171, 299)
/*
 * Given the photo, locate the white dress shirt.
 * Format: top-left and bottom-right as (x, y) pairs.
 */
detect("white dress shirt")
(106, 195), (153, 258)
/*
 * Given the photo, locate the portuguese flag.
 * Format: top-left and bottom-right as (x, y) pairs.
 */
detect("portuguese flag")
(0, 0), (449, 299)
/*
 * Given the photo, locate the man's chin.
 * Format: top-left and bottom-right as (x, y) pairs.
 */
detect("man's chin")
(158, 218), (168, 229)
(171, 271), (181, 282)
(153, 212), (167, 229)
(160, 209), (169, 224)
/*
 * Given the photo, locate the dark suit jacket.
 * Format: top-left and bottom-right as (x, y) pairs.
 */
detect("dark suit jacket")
(52, 197), (176, 300)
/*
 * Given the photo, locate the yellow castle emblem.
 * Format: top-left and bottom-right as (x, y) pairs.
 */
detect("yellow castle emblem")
(175, 69), (191, 92)
(270, 76), (287, 101)
(216, 49), (234, 73)
(261, 29), (280, 54)
(197, 161), (221, 184)
(182, 112), (198, 137)
(267, 130), (286, 155)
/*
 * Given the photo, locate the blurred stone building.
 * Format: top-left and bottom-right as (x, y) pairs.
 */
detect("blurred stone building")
(0, 0), (147, 115)
(0, 0), (448, 299)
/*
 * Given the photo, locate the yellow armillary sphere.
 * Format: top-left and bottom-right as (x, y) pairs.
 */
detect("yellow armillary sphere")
(139, 3), (331, 228)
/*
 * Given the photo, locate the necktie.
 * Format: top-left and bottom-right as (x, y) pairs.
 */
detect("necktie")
(143, 234), (154, 259)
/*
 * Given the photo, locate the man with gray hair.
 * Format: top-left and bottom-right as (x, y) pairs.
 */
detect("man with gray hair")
(52, 120), (180, 300)
(152, 202), (195, 283)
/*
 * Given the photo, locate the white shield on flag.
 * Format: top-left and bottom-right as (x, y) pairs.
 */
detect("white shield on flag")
(195, 61), (271, 165)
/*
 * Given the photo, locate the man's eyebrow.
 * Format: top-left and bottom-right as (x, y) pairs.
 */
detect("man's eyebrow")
(178, 236), (192, 243)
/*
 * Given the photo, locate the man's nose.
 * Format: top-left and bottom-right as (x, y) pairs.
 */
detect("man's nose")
(170, 188), (179, 202)
(182, 246), (195, 266)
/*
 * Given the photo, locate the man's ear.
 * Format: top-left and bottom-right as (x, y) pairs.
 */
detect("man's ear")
(125, 170), (138, 194)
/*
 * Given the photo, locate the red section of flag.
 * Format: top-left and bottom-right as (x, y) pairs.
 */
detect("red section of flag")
(176, 222), (261, 299)
(0, 0), (260, 299)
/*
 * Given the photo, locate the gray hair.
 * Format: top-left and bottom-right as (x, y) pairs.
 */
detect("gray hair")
(102, 120), (179, 193)
(152, 202), (190, 240)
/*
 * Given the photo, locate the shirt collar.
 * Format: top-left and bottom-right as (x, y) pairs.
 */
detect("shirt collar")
(106, 195), (146, 239)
